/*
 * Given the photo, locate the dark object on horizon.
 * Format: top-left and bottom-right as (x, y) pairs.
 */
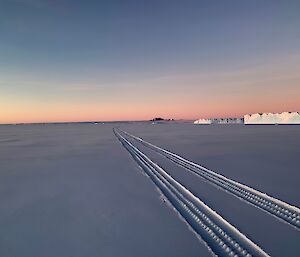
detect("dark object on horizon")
(150, 118), (175, 121)
(151, 117), (165, 121)
(150, 117), (175, 122)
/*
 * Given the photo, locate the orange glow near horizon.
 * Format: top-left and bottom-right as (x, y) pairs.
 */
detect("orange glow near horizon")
(1, 1), (300, 125)
(1, 55), (299, 124)
(1, 93), (299, 124)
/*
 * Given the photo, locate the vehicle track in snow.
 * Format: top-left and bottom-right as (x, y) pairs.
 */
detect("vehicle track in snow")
(114, 129), (269, 257)
(118, 129), (300, 230)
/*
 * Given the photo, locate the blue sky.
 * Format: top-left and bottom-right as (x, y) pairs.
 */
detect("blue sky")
(1, 0), (300, 123)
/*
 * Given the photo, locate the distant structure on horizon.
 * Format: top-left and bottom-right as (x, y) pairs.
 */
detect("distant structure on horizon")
(151, 117), (165, 121)
(194, 117), (243, 125)
(150, 117), (174, 122)
(194, 112), (300, 125)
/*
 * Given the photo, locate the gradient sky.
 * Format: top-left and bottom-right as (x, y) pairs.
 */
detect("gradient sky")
(1, 0), (300, 123)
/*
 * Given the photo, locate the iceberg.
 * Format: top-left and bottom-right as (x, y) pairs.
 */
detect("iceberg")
(194, 118), (243, 124)
(194, 119), (212, 124)
(244, 112), (300, 124)
(211, 118), (243, 124)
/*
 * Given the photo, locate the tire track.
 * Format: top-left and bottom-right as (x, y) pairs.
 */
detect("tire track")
(114, 129), (269, 257)
(118, 129), (300, 230)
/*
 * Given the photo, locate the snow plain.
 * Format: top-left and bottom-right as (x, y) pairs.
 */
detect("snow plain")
(0, 122), (299, 256)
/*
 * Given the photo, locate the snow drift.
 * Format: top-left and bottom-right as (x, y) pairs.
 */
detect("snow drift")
(244, 112), (300, 124)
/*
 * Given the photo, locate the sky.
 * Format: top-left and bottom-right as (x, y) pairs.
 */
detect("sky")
(0, 0), (300, 123)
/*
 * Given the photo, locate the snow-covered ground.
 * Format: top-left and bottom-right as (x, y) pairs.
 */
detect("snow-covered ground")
(0, 123), (299, 256)
(121, 123), (300, 257)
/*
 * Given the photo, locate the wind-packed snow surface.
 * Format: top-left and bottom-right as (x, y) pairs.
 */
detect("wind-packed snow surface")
(244, 112), (300, 124)
(0, 124), (208, 257)
(0, 123), (299, 257)
(119, 122), (300, 257)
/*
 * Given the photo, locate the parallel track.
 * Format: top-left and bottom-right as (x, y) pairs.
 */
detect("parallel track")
(119, 129), (300, 230)
(114, 129), (269, 257)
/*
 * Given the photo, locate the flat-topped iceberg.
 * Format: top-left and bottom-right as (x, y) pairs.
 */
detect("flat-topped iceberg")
(244, 112), (300, 124)
(194, 119), (212, 124)
(194, 118), (243, 124)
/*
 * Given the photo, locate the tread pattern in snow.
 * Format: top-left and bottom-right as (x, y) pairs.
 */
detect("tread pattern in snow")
(114, 129), (270, 257)
(119, 129), (300, 230)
